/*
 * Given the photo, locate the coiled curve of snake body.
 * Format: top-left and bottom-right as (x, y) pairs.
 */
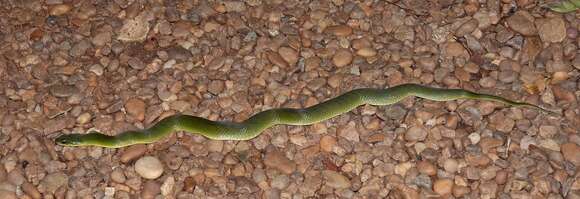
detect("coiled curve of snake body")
(55, 84), (554, 148)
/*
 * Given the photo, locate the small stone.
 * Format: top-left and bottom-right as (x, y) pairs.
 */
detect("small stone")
(21, 182), (41, 199)
(70, 40), (92, 57)
(338, 121), (359, 142)
(118, 14), (150, 42)
(125, 98), (146, 121)
(479, 137), (503, 152)
(278, 47), (299, 67)
(506, 11), (537, 36)
(89, 64), (104, 76)
(271, 175), (290, 189)
(50, 85), (79, 98)
(120, 145), (147, 163)
(465, 126), (483, 141)
(50, 4), (72, 16)
(160, 176), (175, 196)
(489, 112), (514, 132)
(325, 25), (353, 36)
(417, 161), (437, 176)
(208, 80), (225, 95)
(76, 113), (92, 124)
(320, 135), (337, 152)
(111, 168), (126, 183)
(561, 143), (580, 166)
(455, 19), (479, 37)
(356, 47), (377, 57)
(405, 126), (428, 141)
(207, 140), (223, 152)
(40, 172), (68, 194)
(267, 51), (289, 68)
(443, 159), (458, 173)
(0, 190), (16, 199)
(135, 156), (164, 179)
(332, 49), (353, 67)
(536, 17), (566, 43)
(442, 41), (469, 58)
(142, 181), (161, 199)
(128, 57), (146, 70)
(538, 139), (560, 151)
(323, 170), (351, 189)
(264, 150), (296, 174)
(433, 178), (454, 196)
(539, 125), (558, 138)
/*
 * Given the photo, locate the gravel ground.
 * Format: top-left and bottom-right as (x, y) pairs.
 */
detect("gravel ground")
(0, 0), (579, 199)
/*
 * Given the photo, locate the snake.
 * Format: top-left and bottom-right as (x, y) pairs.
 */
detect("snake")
(55, 84), (555, 148)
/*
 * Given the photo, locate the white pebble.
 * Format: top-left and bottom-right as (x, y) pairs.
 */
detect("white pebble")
(135, 156), (164, 179)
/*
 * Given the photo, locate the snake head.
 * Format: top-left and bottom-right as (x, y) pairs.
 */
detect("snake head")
(55, 134), (82, 146)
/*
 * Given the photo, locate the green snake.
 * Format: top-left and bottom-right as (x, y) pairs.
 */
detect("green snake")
(55, 84), (554, 148)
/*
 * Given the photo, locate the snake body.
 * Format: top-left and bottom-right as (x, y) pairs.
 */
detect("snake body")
(55, 84), (553, 148)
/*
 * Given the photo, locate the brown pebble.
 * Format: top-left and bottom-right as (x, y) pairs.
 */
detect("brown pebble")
(120, 144), (147, 163)
(50, 4), (72, 16)
(0, 190), (17, 199)
(142, 181), (161, 199)
(125, 98), (146, 121)
(332, 49), (353, 67)
(21, 182), (41, 199)
(561, 143), (580, 166)
(495, 170), (508, 184)
(325, 25), (353, 37)
(417, 161), (437, 176)
(320, 135), (337, 152)
(356, 47), (377, 57)
(267, 51), (289, 68)
(264, 150), (296, 174)
(434, 178), (454, 196)
(452, 185), (470, 197)
(278, 47), (299, 67)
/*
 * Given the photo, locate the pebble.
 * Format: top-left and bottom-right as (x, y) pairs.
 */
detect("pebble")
(125, 98), (146, 121)
(206, 140), (223, 152)
(49, 85), (79, 98)
(135, 156), (164, 179)
(355, 47), (377, 57)
(433, 178), (454, 196)
(325, 25), (353, 37)
(267, 51), (289, 68)
(455, 19), (479, 37)
(111, 168), (126, 183)
(50, 4), (72, 16)
(264, 150), (296, 174)
(506, 11), (537, 36)
(0, 190), (16, 199)
(271, 175), (290, 189)
(320, 135), (337, 152)
(142, 181), (160, 199)
(120, 144), (147, 163)
(536, 17), (566, 43)
(160, 176), (175, 196)
(40, 172), (68, 194)
(322, 170), (351, 189)
(416, 161), (437, 176)
(332, 49), (353, 67)
(561, 143), (580, 166)
(278, 47), (299, 67)
(70, 40), (92, 57)
(443, 159), (458, 173)
(21, 182), (41, 199)
(405, 126), (428, 141)
(338, 121), (359, 142)
(127, 57), (146, 70)
(118, 14), (150, 42)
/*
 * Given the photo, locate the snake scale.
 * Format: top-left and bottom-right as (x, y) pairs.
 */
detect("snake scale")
(55, 84), (554, 148)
